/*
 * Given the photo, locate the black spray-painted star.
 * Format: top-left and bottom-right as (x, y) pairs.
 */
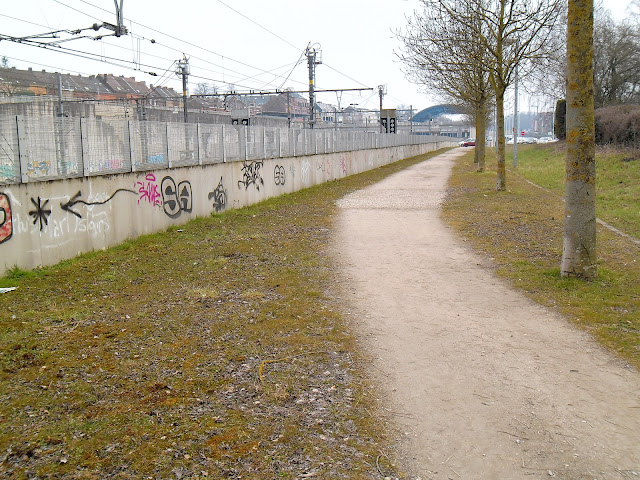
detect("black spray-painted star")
(29, 196), (52, 231)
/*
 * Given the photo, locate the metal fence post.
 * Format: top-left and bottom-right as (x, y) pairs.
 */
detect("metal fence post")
(16, 116), (30, 183)
(221, 124), (226, 163)
(166, 123), (173, 168)
(80, 117), (89, 177)
(243, 126), (248, 161)
(277, 128), (282, 158)
(196, 123), (202, 166)
(128, 120), (137, 172)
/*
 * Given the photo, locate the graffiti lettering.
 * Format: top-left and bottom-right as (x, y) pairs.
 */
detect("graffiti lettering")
(289, 164), (296, 179)
(93, 158), (125, 172)
(61, 189), (136, 219)
(316, 158), (331, 176)
(301, 160), (310, 184)
(29, 197), (52, 231)
(180, 151), (195, 162)
(238, 160), (264, 191)
(208, 177), (227, 213)
(148, 154), (165, 164)
(340, 157), (347, 175)
(26, 159), (51, 177)
(0, 164), (16, 181)
(274, 165), (286, 186)
(0, 193), (12, 244)
(74, 211), (110, 235)
(161, 176), (192, 219)
(137, 173), (162, 207)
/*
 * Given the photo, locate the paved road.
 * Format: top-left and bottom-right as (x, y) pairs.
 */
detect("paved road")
(333, 149), (640, 480)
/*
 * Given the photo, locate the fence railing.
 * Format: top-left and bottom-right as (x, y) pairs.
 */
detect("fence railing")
(0, 115), (438, 185)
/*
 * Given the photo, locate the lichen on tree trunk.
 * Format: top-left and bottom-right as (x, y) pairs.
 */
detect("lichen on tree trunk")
(475, 100), (487, 172)
(562, 0), (597, 278)
(495, 91), (506, 190)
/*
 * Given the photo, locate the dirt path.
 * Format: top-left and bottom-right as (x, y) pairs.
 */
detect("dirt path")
(333, 149), (640, 480)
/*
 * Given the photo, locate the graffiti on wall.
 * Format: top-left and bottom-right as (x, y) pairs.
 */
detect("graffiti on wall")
(289, 164), (296, 179)
(238, 160), (264, 191)
(316, 158), (332, 176)
(340, 157), (347, 175)
(26, 159), (52, 177)
(301, 160), (310, 184)
(29, 197), (52, 231)
(148, 154), (165, 165)
(274, 165), (286, 186)
(0, 164), (15, 181)
(0, 192), (12, 244)
(208, 177), (227, 212)
(61, 189), (136, 219)
(137, 173), (162, 207)
(161, 176), (192, 219)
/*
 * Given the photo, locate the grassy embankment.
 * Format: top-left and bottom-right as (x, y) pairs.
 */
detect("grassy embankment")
(0, 150), (447, 480)
(442, 143), (640, 369)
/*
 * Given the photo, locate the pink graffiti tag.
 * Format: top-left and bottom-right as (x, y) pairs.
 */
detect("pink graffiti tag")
(340, 157), (347, 175)
(136, 173), (162, 207)
(0, 193), (13, 244)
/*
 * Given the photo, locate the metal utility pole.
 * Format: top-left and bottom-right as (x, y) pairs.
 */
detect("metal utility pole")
(378, 85), (386, 133)
(176, 55), (190, 123)
(306, 44), (322, 129)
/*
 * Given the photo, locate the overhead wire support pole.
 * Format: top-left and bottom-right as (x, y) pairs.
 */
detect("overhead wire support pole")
(176, 55), (190, 123)
(306, 44), (322, 129)
(378, 85), (386, 133)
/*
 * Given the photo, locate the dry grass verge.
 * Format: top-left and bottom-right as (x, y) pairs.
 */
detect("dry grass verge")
(442, 146), (640, 370)
(0, 150), (446, 479)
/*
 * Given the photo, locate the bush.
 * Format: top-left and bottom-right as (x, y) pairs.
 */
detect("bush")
(595, 104), (640, 147)
(555, 99), (566, 140)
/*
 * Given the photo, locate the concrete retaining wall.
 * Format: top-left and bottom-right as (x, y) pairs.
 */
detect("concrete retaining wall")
(0, 142), (451, 276)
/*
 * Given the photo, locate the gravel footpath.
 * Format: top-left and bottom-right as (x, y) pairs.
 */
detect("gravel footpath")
(333, 148), (640, 480)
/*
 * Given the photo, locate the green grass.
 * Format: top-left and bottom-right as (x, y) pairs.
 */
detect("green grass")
(442, 144), (640, 369)
(0, 149), (445, 479)
(515, 143), (640, 238)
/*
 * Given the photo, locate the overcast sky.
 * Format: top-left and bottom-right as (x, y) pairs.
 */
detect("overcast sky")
(0, 0), (634, 114)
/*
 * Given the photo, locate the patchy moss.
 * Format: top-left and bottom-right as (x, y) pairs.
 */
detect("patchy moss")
(0, 149), (446, 479)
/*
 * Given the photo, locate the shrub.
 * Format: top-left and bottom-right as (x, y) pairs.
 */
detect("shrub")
(555, 99), (566, 140)
(595, 104), (640, 147)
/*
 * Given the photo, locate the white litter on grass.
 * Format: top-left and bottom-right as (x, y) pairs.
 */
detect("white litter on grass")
(0, 287), (17, 293)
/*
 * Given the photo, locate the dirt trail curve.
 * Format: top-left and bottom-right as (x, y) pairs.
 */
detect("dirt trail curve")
(333, 149), (640, 480)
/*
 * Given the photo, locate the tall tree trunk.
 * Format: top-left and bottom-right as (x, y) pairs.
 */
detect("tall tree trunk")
(476, 99), (487, 172)
(495, 89), (506, 190)
(562, 0), (597, 278)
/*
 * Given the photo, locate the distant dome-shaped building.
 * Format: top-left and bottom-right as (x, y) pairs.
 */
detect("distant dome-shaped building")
(412, 104), (465, 122)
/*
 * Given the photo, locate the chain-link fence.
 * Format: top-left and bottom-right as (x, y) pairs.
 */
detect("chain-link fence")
(0, 115), (443, 185)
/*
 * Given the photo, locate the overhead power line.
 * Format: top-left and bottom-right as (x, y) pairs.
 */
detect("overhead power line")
(215, 0), (300, 51)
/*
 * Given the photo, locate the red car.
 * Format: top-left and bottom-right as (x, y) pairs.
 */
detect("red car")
(459, 138), (476, 147)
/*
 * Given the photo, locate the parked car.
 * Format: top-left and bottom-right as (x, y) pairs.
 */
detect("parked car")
(459, 138), (476, 147)
(507, 136), (535, 144)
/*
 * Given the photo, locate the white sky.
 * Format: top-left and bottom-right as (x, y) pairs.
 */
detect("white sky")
(0, 0), (634, 114)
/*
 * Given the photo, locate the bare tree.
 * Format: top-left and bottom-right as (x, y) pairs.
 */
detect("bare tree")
(428, 0), (563, 190)
(397, 0), (492, 171)
(194, 82), (218, 96)
(593, 10), (640, 106)
(561, 0), (597, 278)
